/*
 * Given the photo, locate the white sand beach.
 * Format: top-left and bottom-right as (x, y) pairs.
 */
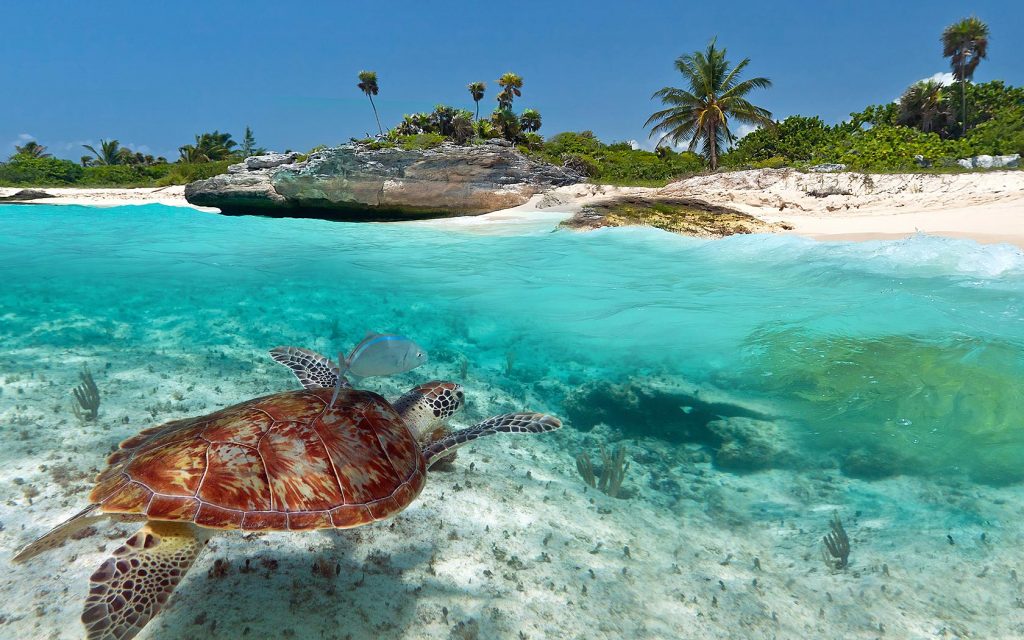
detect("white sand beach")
(4, 169), (1024, 247)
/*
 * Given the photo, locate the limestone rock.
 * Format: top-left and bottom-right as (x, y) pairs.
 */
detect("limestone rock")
(245, 152), (301, 170)
(808, 163), (847, 173)
(185, 142), (581, 220)
(957, 154), (1020, 170)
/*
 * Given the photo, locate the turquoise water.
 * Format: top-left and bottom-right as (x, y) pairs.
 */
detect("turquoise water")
(3, 204), (1024, 484)
(4, 204), (1024, 638)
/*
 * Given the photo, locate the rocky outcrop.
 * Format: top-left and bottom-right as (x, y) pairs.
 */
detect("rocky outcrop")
(0, 188), (54, 202)
(185, 143), (581, 220)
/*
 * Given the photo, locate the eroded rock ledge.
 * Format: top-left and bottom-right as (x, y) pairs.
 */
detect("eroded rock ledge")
(184, 142), (581, 220)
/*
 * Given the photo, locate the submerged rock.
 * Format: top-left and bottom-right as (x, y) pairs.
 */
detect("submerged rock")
(563, 379), (805, 472)
(185, 142), (581, 220)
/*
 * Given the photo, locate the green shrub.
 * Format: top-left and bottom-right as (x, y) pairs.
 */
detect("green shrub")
(728, 116), (841, 166)
(78, 165), (148, 186)
(533, 132), (704, 184)
(962, 106), (1024, 156)
(750, 156), (788, 169)
(0, 157), (84, 185)
(835, 125), (962, 170)
(153, 161), (232, 186)
(397, 133), (446, 151)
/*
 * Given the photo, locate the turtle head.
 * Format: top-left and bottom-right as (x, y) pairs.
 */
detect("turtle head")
(392, 381), (465, 440)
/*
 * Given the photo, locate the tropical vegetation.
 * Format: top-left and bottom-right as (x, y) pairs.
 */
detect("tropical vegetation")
(1, 129), (260, 187)
(3, 18), (1020, 190)
(942, 16), (989, 134)
(645, 39), (774, 169)
(357, 71), (383, 136)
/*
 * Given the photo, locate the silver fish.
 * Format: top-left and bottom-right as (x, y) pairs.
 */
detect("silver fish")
(330, 333), (428, 406)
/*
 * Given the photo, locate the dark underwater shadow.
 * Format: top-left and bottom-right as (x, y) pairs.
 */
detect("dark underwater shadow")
(144, 523), (495, 640)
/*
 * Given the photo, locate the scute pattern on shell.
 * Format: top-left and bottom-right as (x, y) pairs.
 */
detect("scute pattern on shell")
(90, 388), (426, 531)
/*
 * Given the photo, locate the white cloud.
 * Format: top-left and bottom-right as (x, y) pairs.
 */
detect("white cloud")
(920, 72), (955, 86)
(628, 139), (641, 150)
(6, 133), (34, 152)
(733, 123), (760, 140)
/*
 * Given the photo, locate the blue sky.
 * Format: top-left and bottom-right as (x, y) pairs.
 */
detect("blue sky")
(2, 1), (1021, 160)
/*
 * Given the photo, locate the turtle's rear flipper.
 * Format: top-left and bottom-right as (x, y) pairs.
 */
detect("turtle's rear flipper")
(423, 413), (561, 468)
(13, 504), (104, 563)
(269, 346), (349, 390)
(82, 521), (209, 640)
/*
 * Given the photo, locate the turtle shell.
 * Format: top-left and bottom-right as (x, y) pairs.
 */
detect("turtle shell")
(89, 388), (426, 531)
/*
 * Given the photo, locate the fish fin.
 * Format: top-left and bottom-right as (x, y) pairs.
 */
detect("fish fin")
(329, 352), (351, 408)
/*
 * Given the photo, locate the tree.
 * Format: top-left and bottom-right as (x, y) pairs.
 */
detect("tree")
(357, 71), (383, 136)
(12, 140), (51, 159)
(239, 126), (265, 157)
(467, 81), (486, 121)
(82, 139), (130, 166)
(645, 39), (773, 169)
(520, 108), (542, 133)
(898, 81), (953, 135)
(491, 108), (521, 142)
(496, 73), (523, 110)
(178, 131), (237, 163)
(942, 16), (990, 134)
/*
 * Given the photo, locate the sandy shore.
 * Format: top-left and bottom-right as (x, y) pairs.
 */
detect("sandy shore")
(0, 185), (213, 210)
(4, 170), (1024, 247)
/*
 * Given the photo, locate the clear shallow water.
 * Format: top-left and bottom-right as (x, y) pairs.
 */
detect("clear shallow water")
(5, 203), (1024, 638)
(3, 204), (1024, 484)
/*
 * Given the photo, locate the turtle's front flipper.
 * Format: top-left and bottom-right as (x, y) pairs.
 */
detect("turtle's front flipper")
(13, 504), (105, 563)
(269, 346), (349, 390)
(82, 521), (209, 640)
(422, 412), (561, 468)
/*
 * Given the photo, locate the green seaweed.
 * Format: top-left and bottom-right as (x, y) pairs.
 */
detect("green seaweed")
(746, 330), (1024, 484)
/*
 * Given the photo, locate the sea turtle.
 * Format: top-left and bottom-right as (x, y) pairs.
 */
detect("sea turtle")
(13, 356), (560, 640)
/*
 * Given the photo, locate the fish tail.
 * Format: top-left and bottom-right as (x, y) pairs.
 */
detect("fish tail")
(329, 352), (351, 408)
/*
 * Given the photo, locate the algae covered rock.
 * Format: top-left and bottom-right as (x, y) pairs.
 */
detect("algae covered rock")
(707, 417), (800, 471)
(563, 378), (775, 442)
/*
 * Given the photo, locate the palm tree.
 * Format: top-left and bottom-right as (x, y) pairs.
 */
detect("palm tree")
(178, 131), (237, 163)
(645, 39), (773, 170)
(898, 81), (952, 135)
(496, 73), (523, 110)
(467, 81), (486, 120)
(942, 16), (990, 133)
(82, 139), (129, 165)
(357, 71), (383, 136)
(520, 108), (542, 133)
(13, 140), (51, 158)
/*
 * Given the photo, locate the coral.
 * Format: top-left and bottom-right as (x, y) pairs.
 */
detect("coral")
(71, 368), (100, 422)
(576, 444), (630, 498)
(821, 512), (850, 570)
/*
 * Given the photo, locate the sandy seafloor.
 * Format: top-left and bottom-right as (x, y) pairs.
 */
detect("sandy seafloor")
(2, 204), (1024, 639)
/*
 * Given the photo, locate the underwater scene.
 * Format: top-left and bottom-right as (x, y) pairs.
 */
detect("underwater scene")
(2, 203), (1024, 639)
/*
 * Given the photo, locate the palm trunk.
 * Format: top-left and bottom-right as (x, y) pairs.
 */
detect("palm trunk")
(475, 101), (480, 121)
(368, 95), (383, 136)
(961, 79), (967, 134)
(709, 124), (718, 170)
